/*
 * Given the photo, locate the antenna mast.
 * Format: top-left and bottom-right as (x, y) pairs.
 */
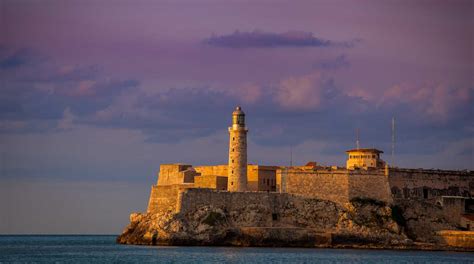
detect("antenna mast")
(290, 146), (293, 167)
(391, 117), (395, 166)
(356, 128), (360, 150)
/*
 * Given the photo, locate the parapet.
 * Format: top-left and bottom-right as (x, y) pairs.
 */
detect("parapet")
(157, 163), (197, 186)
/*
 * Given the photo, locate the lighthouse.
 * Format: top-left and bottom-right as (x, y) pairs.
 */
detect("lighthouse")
(227, 106), (248, 192)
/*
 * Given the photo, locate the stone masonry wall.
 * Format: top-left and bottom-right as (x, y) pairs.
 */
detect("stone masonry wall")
(348, 171), (393, 203)
(147, 184), (194, 213)
(177, 188), (343, 229)
(178, 189), (284, 225)
(442, 197), (467, 225)
(388, 168), (473, 200)
(276, 168), (392, 205)
(282, 169), (350, 204)
(157, 164), (195, 186)
(194, 165), (228, 177)
(194, 175), (228, 190)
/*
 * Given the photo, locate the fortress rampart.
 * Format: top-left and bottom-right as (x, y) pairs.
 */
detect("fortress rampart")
(276, 167), (392, 204)
(146, 184), (192, 213)
(148, 164), (473, 215)
(389, 168), (472, 201)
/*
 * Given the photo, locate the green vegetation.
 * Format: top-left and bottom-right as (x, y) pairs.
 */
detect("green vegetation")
(390, 205), (406, 227)
(350, 197), (387, 207)
(202, 212), (225, 226)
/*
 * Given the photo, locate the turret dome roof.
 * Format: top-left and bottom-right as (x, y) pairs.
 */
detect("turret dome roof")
(232, 106), (245, 115)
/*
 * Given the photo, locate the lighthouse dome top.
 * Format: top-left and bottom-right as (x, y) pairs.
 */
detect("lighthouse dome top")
(231, 106), (246, 127)
(233, 106), (245, 115)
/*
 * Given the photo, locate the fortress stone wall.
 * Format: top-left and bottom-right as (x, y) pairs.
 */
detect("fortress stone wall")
(194, 174), (227, 190)
(150, 163), (471, 212)
(348, 171), (393, 203)
(388, 168), (473, 200)
(276, 167), (393, 204)
(176, 188), (343, 230)
(194, 165), (228, 177)
(277, 168), (350, 204)
(248, 165), (278, 192)
(157, 164), (196, 186)
(147, 184), (193, 213)
(178, 188), (285, 225)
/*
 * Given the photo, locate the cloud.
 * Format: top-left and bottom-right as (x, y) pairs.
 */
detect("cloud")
(1, 47), (472, 165)
(90, 87), (239, 142)
(0, 48), (45, 71)
(56, 107), (75, 131)
(0, 49), (31, 69)
(231, 83), (262, 104)
(379, 82), (472, 121)
(0, 49), (139, 132)
(205, 30), (356, 48)
(315, 54), (351, 70)
(275, 72), (338, 110)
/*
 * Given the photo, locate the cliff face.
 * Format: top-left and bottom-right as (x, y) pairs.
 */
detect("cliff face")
(395, 200), (458, 243)
(117, 191), (411, 248)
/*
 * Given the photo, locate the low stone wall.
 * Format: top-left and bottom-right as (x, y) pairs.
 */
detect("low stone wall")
(436, 230), (474, 249)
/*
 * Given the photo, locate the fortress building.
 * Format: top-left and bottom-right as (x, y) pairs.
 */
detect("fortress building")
(227, 106), (248, 192)
(144, 106), (473, 233)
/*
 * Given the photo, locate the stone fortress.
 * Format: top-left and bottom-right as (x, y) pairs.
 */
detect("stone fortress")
(119, 106), (474, 249)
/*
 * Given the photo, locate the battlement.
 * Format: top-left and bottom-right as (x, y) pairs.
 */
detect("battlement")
(390, 167), (473, 176)
(156, 164), (197, 186)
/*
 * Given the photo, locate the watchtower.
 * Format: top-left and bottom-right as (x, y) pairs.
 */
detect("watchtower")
(346, 148), (385, 169)
(227, 106), (248, 191)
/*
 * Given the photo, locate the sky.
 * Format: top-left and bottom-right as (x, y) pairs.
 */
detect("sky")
(0, 0), (473, 234)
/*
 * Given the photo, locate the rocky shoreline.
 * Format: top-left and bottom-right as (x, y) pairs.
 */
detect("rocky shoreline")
(117, 197), (472, 251)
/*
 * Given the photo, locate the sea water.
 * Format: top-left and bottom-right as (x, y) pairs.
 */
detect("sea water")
(0, 235), (472, 263)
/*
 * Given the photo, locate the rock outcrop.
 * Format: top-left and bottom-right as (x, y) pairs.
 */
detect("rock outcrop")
(118, 195), (413, 248)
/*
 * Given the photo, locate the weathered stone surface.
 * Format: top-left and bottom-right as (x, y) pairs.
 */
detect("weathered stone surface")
(395, 199), (458, 243)
(118, 190), (412, 248)
(436, 231), (474, 248)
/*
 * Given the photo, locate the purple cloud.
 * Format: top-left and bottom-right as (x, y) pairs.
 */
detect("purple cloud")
(315, 54), (351, 70)
(0, 50), (139, 131)
(0, 48), (45, 70)
(205, 30), (357, 48)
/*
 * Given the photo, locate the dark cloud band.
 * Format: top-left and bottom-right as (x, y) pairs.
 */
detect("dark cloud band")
(205, 30), (356, 48)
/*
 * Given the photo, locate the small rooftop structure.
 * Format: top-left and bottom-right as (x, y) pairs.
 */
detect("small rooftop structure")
(346, 148), (385, 170)
(346, 148), (384, 154)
